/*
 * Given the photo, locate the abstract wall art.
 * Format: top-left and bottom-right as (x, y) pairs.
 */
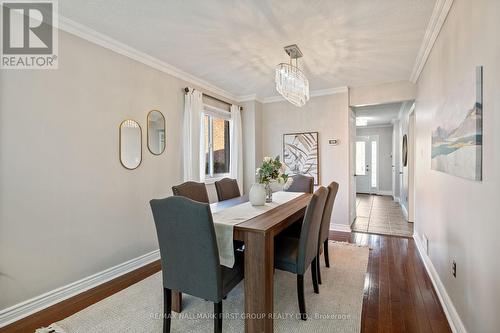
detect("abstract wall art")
(431, 66), (483, 181)
(283, 132), (319, 185)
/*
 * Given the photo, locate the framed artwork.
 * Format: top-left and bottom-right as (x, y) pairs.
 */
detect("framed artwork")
(283, 132), (319, 185)
(431, 66), (483, 181)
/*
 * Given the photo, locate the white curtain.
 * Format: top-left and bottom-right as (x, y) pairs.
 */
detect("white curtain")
(182, 89), (205, 182)
(230, 104), (243, 192)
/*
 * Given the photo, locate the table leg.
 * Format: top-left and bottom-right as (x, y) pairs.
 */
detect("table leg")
(244, 231), (274, 333)
(172, 291), (182, 313)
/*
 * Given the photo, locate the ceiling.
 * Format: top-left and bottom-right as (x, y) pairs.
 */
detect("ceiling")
(60, 0), (436, 99)
(354, 102), (408, 127)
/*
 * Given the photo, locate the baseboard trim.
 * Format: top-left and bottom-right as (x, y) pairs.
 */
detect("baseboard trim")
(330, 223), (352, 233)
(356, 191), (393, 196)
(0, 250), (160, 328)
(377, 190), (393, 196)
(394, 196), (400, 203)
(413, 234), (467, 333)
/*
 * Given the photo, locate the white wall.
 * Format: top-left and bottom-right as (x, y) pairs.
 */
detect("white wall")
(415, 0), (500, 332)
(0, 30), (235, 309)
(261, 93), (351, 229)
(356, 125), (393, 193)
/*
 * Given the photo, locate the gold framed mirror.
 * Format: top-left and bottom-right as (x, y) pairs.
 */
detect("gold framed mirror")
(119, 119), (142, 170)
(147, 110), (166, 155)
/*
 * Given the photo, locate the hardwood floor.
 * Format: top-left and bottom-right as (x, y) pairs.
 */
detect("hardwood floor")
(2, 232), (451, 333)
(330, 231), (451, 333)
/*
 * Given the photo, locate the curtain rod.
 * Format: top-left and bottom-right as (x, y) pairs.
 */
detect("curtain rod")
(184, 87), (243, 111)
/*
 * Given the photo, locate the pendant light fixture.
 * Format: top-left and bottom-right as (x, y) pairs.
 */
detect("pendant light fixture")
(275, 44), (310, 107)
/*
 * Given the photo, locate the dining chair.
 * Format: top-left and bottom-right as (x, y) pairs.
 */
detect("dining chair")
(282, 174), (315, 237)
(274, 186), (328, 320)
(285, 174), (314, 193)
(172, 181), (209, 203)
(316, 181), (339, 285)
(150, 196), (244, 333)
(214, 178), (241, 201)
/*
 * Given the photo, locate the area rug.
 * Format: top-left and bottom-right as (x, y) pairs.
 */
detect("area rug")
(37, 242), (369, 333)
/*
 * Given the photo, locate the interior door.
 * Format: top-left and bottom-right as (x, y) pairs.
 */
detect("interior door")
(355, 136), (371, 194)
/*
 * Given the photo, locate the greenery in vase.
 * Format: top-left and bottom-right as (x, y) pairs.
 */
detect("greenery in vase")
(256, 156), (289, 185)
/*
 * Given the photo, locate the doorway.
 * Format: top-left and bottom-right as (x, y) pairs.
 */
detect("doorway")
(349, 101), (416, 236)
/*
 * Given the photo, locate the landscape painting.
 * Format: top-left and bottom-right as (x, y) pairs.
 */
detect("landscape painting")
(283, 132), (319, 185)
(431, 66), (483, 181)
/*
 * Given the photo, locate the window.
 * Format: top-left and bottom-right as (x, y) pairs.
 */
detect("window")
(355, 141), (366, 175)
(204, 114), (230, 178)
(371, 140), (377, 188)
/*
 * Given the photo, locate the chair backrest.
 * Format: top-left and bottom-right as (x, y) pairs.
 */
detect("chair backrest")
(319, 182), (339, 244)
(214, 178), (240, 201)
(149, 196), (222, 302)
(172, 181), (209, 203)
(297, 186), (328, 274)
(286, 174), (314, 193)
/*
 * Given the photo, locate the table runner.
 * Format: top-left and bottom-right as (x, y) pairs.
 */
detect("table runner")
(212, 191), (304, 267)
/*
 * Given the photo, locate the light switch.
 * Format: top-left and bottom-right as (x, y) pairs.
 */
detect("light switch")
(329, 139), (339, 145)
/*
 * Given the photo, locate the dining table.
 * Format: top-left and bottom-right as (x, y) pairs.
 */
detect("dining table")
(170, 191), (312, 333)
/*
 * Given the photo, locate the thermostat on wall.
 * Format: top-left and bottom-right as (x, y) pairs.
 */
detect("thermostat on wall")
(328, 139), (340, 145)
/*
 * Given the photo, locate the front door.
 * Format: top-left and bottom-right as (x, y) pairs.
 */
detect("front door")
(356, 135), (379, 194)
(356, 136), (371, 193)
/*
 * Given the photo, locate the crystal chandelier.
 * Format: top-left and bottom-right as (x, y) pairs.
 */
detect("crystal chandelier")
(275, 44), (310, 107)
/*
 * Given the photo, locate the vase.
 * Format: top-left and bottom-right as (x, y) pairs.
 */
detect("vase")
(249, 183), (266, 206)
(265, 183), (273, 203)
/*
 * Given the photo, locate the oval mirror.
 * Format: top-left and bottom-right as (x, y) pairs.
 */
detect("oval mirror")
(147, 110), (166, 155)
(119, 119), (142, 170)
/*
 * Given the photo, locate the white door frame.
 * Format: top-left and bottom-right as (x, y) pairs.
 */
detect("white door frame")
(408, 107), (416, 222)
(349, 108), (357, 225)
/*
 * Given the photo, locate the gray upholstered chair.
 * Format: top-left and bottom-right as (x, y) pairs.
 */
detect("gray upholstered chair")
(214, 178), (240, 201)
(150, 196), (244, 333)
(172, 181), (209, 203)
(274, 187), (328, 320)
(316, 182), (339, 285)
(282, 174), (315, 237)
(286, 174), (314, 193)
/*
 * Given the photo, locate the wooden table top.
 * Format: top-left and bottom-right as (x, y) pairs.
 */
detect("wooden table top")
(210, 192), (312, 235)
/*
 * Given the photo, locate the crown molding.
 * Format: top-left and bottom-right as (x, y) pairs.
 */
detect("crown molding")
(311, 86), (349, 97)
(262, 95), (286, 104)
(58, 16), (241, 102)
(236, 94), (264, 104)
(262, 86), (348, 104)
(409, 0), (454, 83)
